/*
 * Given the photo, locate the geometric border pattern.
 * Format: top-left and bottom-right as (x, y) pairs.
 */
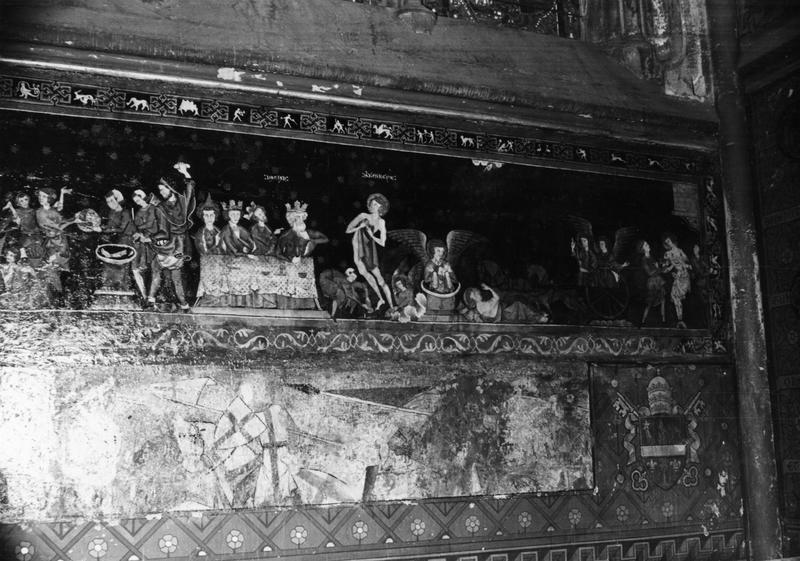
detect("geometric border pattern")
(0, 512), (744, 561)
(0, 74), (709, 179)
(700, 176), (731, 347)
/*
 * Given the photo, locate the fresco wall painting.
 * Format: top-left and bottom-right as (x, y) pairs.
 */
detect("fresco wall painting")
(0, 109), (725, 341)
(0, 76), (740, 561)
(0, 359), (744, 560)
(0, 360), (590, 520)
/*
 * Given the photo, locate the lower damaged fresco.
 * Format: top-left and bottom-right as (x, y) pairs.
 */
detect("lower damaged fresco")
(0, 359), (744, 561)
(0, 358), (591, 520)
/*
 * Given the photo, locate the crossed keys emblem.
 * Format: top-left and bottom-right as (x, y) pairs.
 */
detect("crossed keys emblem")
(612, 376), (705, 491)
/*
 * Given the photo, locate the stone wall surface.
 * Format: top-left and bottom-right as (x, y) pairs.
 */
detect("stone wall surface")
(0, 0), (716, 128)
(748, 66), (800, 555)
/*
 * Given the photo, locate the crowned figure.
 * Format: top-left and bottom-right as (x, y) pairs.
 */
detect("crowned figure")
(219, 199), (255, 255)
(276, 201), (328, 263)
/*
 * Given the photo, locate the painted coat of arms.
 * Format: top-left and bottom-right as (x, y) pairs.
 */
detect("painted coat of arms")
(613, 375), (705, 491)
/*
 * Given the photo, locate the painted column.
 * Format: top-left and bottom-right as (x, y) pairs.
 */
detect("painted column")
(706, 0), (783, 558)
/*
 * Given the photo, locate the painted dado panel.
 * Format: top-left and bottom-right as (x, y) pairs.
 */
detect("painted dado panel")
(0, 359), (741, 561)
(0, 360), (591, 518)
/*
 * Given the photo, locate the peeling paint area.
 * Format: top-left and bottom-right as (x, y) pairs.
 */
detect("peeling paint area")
(216, 67), (244, 82)
(0, 369), (57, 520)
(0, 358), (591, 521)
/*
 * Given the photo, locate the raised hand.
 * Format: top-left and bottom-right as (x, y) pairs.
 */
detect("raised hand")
(173, 162), (192, 178)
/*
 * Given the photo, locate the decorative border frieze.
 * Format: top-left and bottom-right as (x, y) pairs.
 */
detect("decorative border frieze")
(701, 176), (730, 346)
(0, 311), (724, 366)
(0, 75), (709, 178)
(0, 512), (744, 561)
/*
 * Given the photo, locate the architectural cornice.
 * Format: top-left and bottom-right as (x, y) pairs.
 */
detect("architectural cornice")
(0, 0), (717, 148)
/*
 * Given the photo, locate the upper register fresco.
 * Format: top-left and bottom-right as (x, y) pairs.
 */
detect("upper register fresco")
(0, 111), (722, 334)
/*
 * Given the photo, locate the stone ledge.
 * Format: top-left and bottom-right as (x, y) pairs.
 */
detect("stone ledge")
(0, 309), (727, 366)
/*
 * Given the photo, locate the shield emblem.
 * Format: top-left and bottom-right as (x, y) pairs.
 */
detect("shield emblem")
(636, 414), (687, 490)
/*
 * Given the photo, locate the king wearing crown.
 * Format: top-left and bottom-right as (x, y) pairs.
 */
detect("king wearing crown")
(219, 199), (256, 255)
(276, 200), (329, 263)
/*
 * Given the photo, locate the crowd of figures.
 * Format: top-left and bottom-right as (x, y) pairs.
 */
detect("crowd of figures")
(0, 162), (331, 312)
(567, 218), (712, 328)
(0, 160), (712, 328)
(0, 185), (78, 308)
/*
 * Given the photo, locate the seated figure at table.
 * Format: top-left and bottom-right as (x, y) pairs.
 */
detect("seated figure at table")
(245, 203), (276, 256)
(220, 200), (256, 255)
(193, 200), (325, 311)
(275, 201), (329, 263)
(192, 194), (223, 256)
